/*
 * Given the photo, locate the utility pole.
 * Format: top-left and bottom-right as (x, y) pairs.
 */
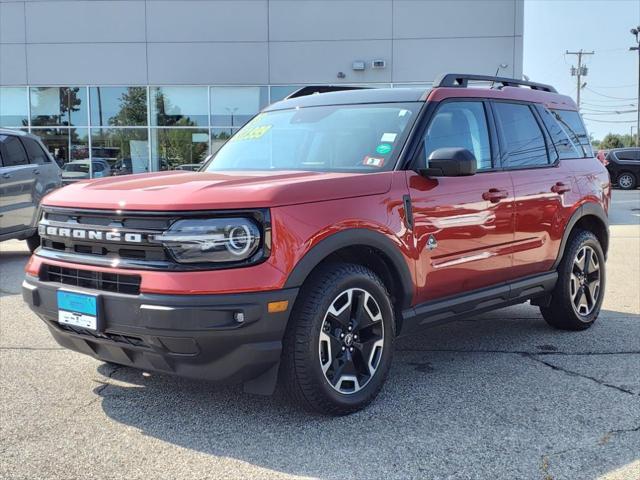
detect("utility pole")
(566, 49), (595, 110)
(630, 27), (640, 147)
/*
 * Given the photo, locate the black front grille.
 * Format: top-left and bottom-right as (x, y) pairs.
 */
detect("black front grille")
(41, 264), (141, 295)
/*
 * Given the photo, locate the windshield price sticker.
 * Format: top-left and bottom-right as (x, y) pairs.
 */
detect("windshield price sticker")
(232, 125), (272, 142)
(363, 156), (384, 167)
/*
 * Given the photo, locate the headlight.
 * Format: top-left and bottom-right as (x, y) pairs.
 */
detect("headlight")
(152, 218), (262, 264)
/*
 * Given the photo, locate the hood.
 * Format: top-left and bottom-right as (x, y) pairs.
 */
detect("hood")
(43, 170), (393, 211)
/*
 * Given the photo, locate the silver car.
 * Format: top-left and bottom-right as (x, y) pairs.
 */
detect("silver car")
(0, 129), (62, 252)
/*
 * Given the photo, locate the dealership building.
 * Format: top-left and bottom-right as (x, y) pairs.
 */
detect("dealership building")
(0, 0), (524, 175)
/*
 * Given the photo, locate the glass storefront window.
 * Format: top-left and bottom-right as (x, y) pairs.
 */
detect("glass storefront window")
(0, 87), (29, 127)
(90, 87), (147, 127)
(150, 87), (208, 127)
(210, 86), (268, 127)
(30, 87), (88, 127)
(269, 85), (302, 103)
(31, 128), (90, 181)
(151, 128), (209, 171)
(211, 128), (238, 155)
(91, 128), (149, 176)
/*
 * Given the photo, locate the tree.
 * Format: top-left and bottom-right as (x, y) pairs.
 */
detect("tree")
(108, 87), (147, 126)
(599, 133), (625, 150)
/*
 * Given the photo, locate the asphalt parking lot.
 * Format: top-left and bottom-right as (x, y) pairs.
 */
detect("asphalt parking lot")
(1, 190), (639, 480)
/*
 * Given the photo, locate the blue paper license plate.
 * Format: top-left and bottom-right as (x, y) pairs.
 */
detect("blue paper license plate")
(57, 290), (98, 331)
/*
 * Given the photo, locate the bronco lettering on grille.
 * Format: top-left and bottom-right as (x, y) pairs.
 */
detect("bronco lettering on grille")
(40, 225), (143, 243)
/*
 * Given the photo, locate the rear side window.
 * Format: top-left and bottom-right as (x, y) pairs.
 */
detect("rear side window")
(615, 150), (640, 161)
(551, 109), (593, 158)
(0, 134), (29, 167)
(21, 137), (51, 164)
(493, 102), (550, 167)
(421, 101), (492, 170)
(537, 107), (580, 160)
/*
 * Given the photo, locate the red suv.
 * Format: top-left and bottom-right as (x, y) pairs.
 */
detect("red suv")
(23, 74), (610, 415)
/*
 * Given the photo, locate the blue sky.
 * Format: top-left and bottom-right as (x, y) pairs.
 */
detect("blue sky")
(524, 0), (640, 140)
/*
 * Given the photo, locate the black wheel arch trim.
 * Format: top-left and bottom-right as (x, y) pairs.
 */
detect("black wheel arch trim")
(283, 228), (414, 309)
(552, 202), (609, 270)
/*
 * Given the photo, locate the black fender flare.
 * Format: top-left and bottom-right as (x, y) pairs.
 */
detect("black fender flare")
(283, 228), (414, 309)
(552, 202), (609, 270)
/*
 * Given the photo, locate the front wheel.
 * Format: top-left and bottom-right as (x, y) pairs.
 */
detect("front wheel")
(541, 230), (605, 330)
(281, 263), (394, 415)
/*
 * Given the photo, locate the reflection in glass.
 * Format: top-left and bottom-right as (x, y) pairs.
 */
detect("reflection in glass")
(31, 128), (90, 182)
(91, 128), (149, 176)
(151, 128), (209, 171)
(210, 86), (268, 127)
(30, 87), (88, 127)
(211, 128), (238, 155)
(0, 87), (29, 127)
(90, 87), (147, 126)
(150, 87), (208, 127)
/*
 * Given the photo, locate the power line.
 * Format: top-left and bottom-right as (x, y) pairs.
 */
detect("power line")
(582, 117), (637, 123)
(585, 87), (635, 100)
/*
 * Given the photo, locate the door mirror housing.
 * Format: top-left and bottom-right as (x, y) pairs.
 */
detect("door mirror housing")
(418, 148), (477, 177)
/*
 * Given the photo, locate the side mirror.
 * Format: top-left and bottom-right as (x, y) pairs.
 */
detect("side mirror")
(419, 148), (477, 177)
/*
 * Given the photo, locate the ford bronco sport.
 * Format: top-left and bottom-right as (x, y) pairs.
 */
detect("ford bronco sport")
(23, 74), (610, 415)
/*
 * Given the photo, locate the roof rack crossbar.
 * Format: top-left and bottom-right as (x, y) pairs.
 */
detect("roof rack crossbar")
(285, 85), (372, 99)
(433, 73), (557, 93)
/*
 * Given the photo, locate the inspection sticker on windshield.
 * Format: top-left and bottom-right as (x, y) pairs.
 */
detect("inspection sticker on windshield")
(363, 156), (384, 168)
(231, 125), (272, 142)
(376, 143), (392, 155)
(380, 133), (397, 143)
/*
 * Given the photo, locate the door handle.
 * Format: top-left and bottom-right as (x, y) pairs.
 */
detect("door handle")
(2, 173), (10, 179)
(33, 169), (41, 175)
(482, 188), (509, 203)
(551, 182), (571, 194)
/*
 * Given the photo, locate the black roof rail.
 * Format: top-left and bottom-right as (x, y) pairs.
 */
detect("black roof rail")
(286, 85), (371, 99)
(433, 73), (557, 93)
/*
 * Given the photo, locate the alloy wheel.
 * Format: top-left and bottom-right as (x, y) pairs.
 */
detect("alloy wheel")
(318, 288), (385, 394)
(570, 245), (601, 316)
(618, 174), (634, 189)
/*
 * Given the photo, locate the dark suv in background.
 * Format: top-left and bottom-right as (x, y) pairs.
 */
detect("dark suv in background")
(605, 147), (640, 190)
(0, 129), (62, 251)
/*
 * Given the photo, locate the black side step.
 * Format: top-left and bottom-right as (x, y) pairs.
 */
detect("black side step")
(400, 271), (557, 336)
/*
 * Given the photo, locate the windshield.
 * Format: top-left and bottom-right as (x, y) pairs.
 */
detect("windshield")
(203, 103), (420, 173)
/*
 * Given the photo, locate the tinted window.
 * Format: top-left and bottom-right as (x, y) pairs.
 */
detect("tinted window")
(421, 101), (492, 170)
(494, 103), (549, 167)
(551, 109), (593, 158)
(615, 150), (640, 161)
(21, 137), (51, 164)
(537, 107), (580, 160)
(0, 135), (29, 167)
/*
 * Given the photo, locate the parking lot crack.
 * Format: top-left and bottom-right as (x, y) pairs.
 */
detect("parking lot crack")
(524, 354), (638, 396)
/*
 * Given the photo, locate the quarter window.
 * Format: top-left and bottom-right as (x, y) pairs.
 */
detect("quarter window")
(493, 102), (550, 167)
(550, 109), (593, 158)
(421, 101), (492, 170)
(537, 106), (580, 160)
(0, 135), (29, 167)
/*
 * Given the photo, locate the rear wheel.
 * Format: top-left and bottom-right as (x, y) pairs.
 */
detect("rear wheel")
(281, 263), (394, 415)
(617, 172), (636, 190)
(541, 230), (605, 330)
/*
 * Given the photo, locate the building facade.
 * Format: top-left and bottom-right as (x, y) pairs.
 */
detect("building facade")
(0, 0), (523, 176)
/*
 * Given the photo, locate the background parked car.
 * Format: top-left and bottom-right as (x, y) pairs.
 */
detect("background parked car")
(0, 129), (62, 251)
(605, 147), (640, 190)
(61, 159), (111, 184)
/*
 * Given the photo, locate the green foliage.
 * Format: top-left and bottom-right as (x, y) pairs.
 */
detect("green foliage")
(599, 133), (625, 150)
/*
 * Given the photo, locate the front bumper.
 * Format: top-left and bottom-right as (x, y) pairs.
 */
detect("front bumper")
(22, 274), (298, 394)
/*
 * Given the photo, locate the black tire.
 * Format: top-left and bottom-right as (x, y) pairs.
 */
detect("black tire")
(26, 233), (40, 253)
(281, 263), (395, 415)
(541, 230), (605, 330)
(617, 172), (636, 190)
